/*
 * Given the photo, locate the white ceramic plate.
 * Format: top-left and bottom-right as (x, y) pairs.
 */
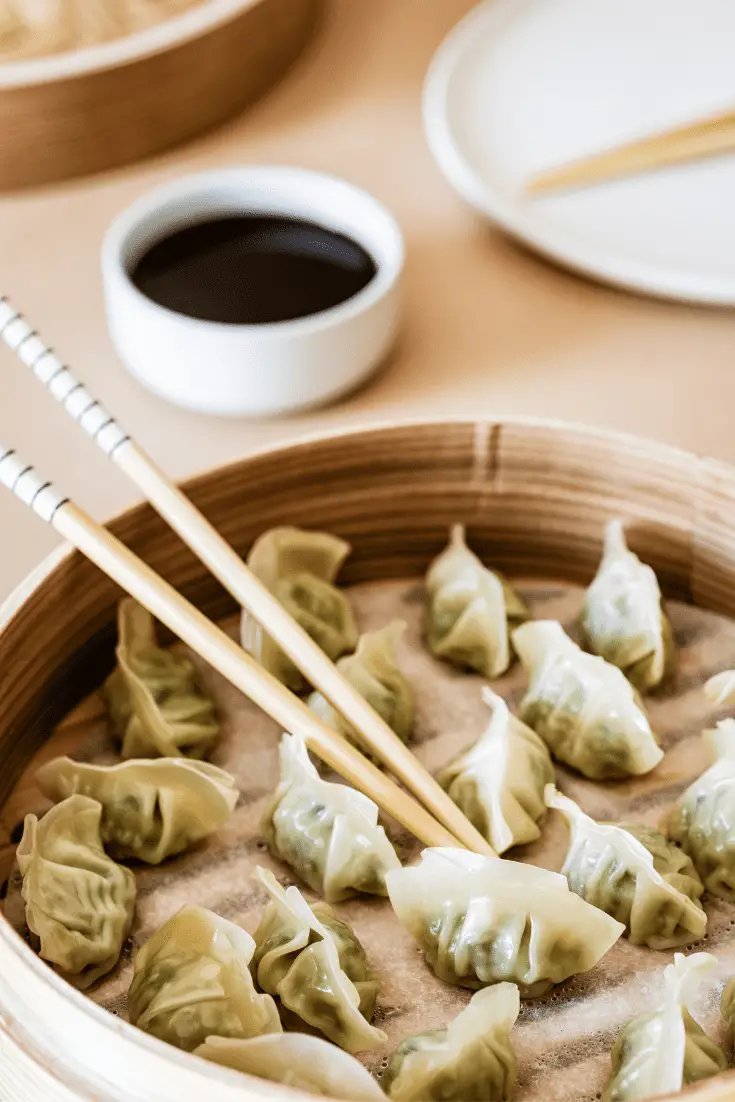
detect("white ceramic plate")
(424, 0), (735, 304)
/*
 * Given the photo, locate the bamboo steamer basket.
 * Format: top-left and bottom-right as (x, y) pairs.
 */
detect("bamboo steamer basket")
(2, 417), (735, 1102)
(0, 0), (320, 190)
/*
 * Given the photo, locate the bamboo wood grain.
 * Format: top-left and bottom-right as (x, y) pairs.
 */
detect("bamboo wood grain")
(3, 418), (735, 1102)
(527, 107), (735, 195)
(0, 297), (493, 857)
(0, 0), (319, 190)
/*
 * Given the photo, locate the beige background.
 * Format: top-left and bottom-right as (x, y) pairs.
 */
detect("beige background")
(0, 0), (733, 601)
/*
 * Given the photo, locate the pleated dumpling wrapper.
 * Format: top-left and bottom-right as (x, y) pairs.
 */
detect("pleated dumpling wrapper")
(128, 905), (281, 1052)
(251, 866), (386, 1053)
(720, 975), (735, 1037)
(262, 732), (400, 902)
(241, 527), (358, 692)
(513, 621), (663, 780)
(103, 599), (219, 760)
(308, 620), (415, 746)
(425, 525), (528, 679)
(438, 687), (554, 854)
(666, 715), (735, 901)
(581, 520), (674, 691)
(195, 1034), (385, 1101)
(546, 785), (705, 950)
(602, 953), (726, 1102)
(386, 848), (623, 998)
(382, 984), (520, 1102)
(36, 756), (238, 865)
(17, 795), (136, 989)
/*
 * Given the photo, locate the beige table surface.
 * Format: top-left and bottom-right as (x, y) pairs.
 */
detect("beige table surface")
(0, 0), (732, 603)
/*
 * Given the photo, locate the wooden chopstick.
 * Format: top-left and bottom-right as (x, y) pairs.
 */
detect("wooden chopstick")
(527, 106), (735, 196)
(0, 297), (494, 857)
(0, 443), (463, 850)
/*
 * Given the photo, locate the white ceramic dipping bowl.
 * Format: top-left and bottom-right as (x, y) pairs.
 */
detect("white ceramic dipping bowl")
(102, 166), (404, 417)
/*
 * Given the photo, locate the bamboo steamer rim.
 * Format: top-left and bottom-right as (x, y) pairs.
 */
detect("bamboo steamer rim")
(2, 413), (735, 1102)
(0, 0), (263, 88)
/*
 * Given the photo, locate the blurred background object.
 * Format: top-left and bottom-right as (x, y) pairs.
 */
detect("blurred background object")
(0, 0), (320, 189)
(1, 0), (734, 606)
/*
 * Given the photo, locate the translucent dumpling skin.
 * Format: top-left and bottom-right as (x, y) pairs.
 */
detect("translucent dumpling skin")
(438, 687), (554, 854)
(262, 732), (400, 901)
(195, 1034), (385, 1101)
(425, 526), (528, 679)
(241, 527), (358, 692)
(128, 905), (281, 1052)
(602, 954), (726, 1102)
(720, 976), (735, 1036)
(386, 848), (623, 998)
(36, 755), (238, 865)
(383, 984), (519, 1102)
(103, 599), (219, 760)
(251, 866), (386, 1053)
(309, 620), (414, 747)
(513, 620), (663, 780)
(666, 719), (735, 901)
(17, 795), (136, 988)
(581, 520), (674, 692)
(546, 786), (705, 950)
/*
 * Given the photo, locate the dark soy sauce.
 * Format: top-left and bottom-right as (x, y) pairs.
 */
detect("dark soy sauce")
(131, 214), (378, 325)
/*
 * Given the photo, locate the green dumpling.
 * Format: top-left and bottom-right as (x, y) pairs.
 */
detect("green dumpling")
(129, 905), (281, 1052)
(251, 866), (385, 1053)
(666, 719), (735, 901)
(513, 620), (663, 780)
(36, 756), (238, 865)
(262, 732), (400, 902)
(383, 984), (519, 1102)
(308, 620), (414, 748)
(425, 525), (528, 679)
(241, 527), (358, 692)
(603, 953), (726, 1101)
(546, 786), (705, 950)
(581, 519), (674, 692)
(195, 1034), (385, 1100)
(17, 795), (136, 989)
(386, 848), (623, 998)
(103, 599), (219, 760)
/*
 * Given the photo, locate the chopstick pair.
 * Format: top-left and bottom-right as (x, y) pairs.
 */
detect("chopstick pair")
(528, 105), (735, 195)
(0, 297), (494, 857)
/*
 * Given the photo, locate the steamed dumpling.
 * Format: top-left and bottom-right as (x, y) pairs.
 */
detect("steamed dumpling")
(241, 527), (358, 692)
(425, 525), (528, 678)
(17, 795), (136, 989)
(720, 976), (735, 1037)
(262, 732), (400, 902)
(438, 687), (554, 854)
(251, 866), (386, 1053)
(666, 718), (735, 901)
(0, 0), (209, 62)
(581, 520), (674, 691)
(36, 756), (238, 865)
(195, 1034), (385, 1101)
(546, 785), (705, 950)
(128, 905), (281, 1052)
(513, 621), (663, 780)
(602, 953), (726, 1102)
(103, 599), (219, 760)
(383, 984), (519, 1102)
(308, 620), (414, 746)
(386, 848), (623, 998)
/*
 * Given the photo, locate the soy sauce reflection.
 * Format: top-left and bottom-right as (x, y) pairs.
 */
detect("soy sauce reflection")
(131, 214), (378, 326)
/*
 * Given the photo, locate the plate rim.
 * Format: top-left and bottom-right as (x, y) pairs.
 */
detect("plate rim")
(422, 0), (735, 307)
